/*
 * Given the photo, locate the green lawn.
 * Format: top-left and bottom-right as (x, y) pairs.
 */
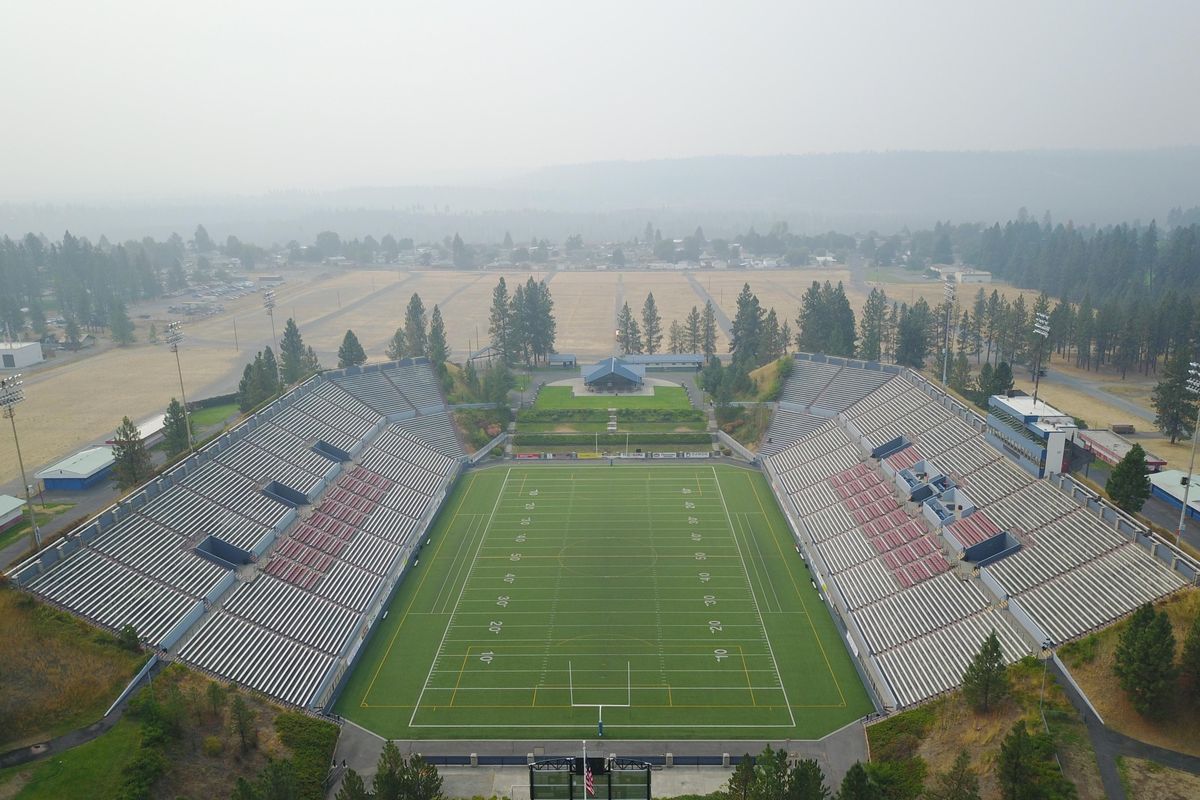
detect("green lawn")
(188, 402), (239, 429)
(335, 464), (871, 739)
(518, 422), (706, 434)
(0, 719), (141, 800)
(0, 503), (76, 552)
(534, 386), (692, 410)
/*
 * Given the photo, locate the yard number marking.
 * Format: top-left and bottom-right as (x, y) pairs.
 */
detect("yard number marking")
(503, 573), (516, 583)
(529, 490), (539, 496)
(714, 649), (728, 662)
(489, 620), (504, 634)
(690, 532), (703, 541)
(708, 620), (723, 634)
(684, 501), (695, 509)
(688, 516), (699, 525)
(681, 488), (692, 494)
(703, 595), (717, 606)
(497, 595), (510, 607)
(510, 553), (522, 561)
(694, 552), (707, 560)
(698, 572), (711, 582)
(479, 651), (495, 664)
(515, 534), (527, 543)
(525, 502), (536, 510)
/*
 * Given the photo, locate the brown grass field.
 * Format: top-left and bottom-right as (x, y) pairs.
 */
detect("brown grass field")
(0, 265), (1119, 487)
(1061, 589), (1200, 758)
(0, 585), (145, 750)
(1119, 757), (1200, 800)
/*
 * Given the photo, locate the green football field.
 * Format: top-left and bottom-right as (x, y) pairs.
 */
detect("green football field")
(335, 464), (872, 739)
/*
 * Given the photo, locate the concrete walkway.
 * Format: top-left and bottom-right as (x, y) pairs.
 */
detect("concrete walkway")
(1048, 658), (1200, 800)
(326, 720), (868, 798)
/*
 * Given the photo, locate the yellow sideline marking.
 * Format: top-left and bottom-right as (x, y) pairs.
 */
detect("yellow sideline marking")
(361, 473), (480, 704)
(746, 472), (848, 707)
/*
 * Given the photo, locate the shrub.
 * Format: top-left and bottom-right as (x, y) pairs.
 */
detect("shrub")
(118, 623), (141, 652)
(275, 712), (339, 800)
(202, 735), (224, 757)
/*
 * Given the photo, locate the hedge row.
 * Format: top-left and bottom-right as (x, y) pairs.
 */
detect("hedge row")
(513, 433), (713, 446)
(518, 408), (705, 423)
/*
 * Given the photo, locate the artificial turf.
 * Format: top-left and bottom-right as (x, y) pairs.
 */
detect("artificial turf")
(335, 464), (872, 739)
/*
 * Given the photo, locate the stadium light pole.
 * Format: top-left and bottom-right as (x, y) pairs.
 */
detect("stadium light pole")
(263, 289), (278, 353)
(165, 322), (195, 454)
(1031, 312), (1051, 407)
(1174, 362), (1200, 546)
(0, 374), (41, 549)
(941, 279), (956, 388)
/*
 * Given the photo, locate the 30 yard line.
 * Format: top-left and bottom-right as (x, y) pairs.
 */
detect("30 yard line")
(409, 468), (511, 726)
(711, 466), (796, 727)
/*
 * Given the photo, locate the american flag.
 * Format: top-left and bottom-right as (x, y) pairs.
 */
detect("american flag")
(584, 761), (594, 797)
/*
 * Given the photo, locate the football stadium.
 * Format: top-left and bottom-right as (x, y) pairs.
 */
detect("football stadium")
(8, 353), (1197, 747)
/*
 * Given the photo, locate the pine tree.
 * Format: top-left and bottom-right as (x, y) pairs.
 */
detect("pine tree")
(992, 362), (1014, 395)
(895, 301), (932, 368)
(112, 415), (152, 490)
(337, 329), (367, 368)
(685, 306), (702, 353)
(258, 347), (280, 398)
(997, 722), (1037, 800)
(642, 292), (663, 354)
(488, 278), (512, 363)
(1115, 603), (1177, 717)
(301, 345), (321, 376)
(961, 630), (1010, 712)
(668, 320), (685, 354)
(162, 398), (190, 456)
(109, 300), (134, 345)
(385, 327), (407, 361)
(837, 763), (879, 800)
(925, 751), (980, 800)
(1106, 443), (1151, 513)
(617, 302), (642, 354)
(231, 694), (256, 753)
(701, 301), (718, 360)
(428, 305), (449, 364)
(404, 293), (428, 358)
(279, 318), (307, 383)
(729, 283), (763, 366)
(1153, 346), (1197, 443)
(336, 769), (371, 800)
(1180, 612), (1200, 700)
(858, 288), (888, 361)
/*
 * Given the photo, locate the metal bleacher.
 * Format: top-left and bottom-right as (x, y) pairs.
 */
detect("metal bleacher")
(12, 357), (466, 711)
(764, 364), (1191, 710)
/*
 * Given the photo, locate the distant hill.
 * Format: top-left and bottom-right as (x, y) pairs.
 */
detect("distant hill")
(3, 149), (1199, 242)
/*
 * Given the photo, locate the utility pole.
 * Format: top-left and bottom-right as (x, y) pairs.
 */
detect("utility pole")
(0, 374), (40, 549)
(165, 322), (195, 453)
(1032, 312), (1050, 406)
(941, 279), (956, 388)
(1176, 362), (1200, 546)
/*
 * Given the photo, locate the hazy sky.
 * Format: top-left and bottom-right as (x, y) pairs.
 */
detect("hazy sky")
(3, 0), (1198, 200)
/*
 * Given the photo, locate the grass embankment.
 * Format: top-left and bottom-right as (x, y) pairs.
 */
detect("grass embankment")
(0, 585), (146, 752)
(867, 657), (1103, 800)
(0, 718), (142, 800)
(534, 385), (692, 410)
(187, 402), (239, 429)
(0, 503), (75, 552)
(1059, 588), (1200, 757)
(0, 662), (338, 800)
(1117, 757), (1200, 800)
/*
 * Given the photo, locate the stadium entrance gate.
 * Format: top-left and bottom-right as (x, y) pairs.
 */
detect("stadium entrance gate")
(529, 757), (652, 800)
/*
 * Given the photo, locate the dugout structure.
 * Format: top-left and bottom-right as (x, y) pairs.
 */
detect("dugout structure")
(530, 757), (652, 800)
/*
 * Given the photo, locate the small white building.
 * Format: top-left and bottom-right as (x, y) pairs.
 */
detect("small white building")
(0, 341), (43, 369)
(0, 494), (24, 533)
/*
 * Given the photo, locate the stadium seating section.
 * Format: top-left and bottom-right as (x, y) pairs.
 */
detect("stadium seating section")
(17, 358), (465, 708)
(765, 360), (1189, 708)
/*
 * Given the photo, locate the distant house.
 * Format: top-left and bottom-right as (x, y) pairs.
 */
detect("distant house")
(582, 357), (645, 392)
(621, 353), (704, 371)
(548, 353), (577, 368)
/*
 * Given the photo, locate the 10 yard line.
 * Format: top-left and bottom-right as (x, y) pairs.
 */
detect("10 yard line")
(711, 465), (796, 727)
(409, 468), (511, 726)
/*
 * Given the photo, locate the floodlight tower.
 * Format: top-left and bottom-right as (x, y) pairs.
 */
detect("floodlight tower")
(165, 322), (195, 453)
(0, 374), (41, 548)
(941, 278), (956, 388)
(1031, 312), (1051, 406)
(1175, 361), (1200, 546)
(263, 289), (278, 353)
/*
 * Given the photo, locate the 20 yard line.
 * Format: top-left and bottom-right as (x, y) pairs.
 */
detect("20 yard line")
(711, 466), (796, 727)
(408, 468), (511, 727)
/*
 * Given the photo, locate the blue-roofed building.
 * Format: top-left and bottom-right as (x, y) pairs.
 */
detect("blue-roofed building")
(582, 357), (645, 392)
